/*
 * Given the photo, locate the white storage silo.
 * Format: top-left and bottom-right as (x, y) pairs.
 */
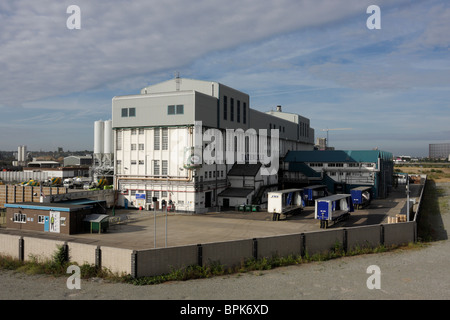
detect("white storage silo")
(103, 120), (113, 155)
(94, 120), (105, 155)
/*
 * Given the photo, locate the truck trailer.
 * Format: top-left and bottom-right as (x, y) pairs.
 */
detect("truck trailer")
(350, 186), (372, 209)
(268, 188), (304, 221)
(315, 194), (354, 228)
(303, 185), (328, 206)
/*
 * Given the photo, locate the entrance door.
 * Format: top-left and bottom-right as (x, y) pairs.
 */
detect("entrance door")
(223, 198), (230, 208)
(44, 216), (49, 232)
(205, 191), (212, 208)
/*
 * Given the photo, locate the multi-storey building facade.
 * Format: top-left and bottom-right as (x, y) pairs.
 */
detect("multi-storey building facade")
(112, 78), (314, 213)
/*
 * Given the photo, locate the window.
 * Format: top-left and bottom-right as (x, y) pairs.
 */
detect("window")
(237, 100), (240, 123)
(121, 107), (136, 117)
(131, 160), (137, 165)
(139, 160), (144, 165)
(131, 144), (136, 150)
(162, 191), (167, 197)
(243, 102), (247, 124)
(162, 128), (168, 150)
(139, 128), (144, 135)
(162, 160), (168, 175)
(131, 129), (136, 135)
(168, 105), (184, 115)
(13, 213), (26, 223)
(38, 215), (45, 224)
(131, 190), (136, 196)
(139, 143), (144, 151)
(230, 98), (234, 121)
(153, 160), (160, 175)
(154, 128), (160, 150)
(154, 191), (160, 199)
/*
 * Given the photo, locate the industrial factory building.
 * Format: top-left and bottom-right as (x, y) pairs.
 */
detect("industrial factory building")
(282, 150), (394, 199)
(111, 77), (315, 213)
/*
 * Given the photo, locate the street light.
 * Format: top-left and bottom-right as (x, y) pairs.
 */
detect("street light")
(406, 174), (410, 222)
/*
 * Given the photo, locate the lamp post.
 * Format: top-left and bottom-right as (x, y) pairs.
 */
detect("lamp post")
(406, 174), (410, 221)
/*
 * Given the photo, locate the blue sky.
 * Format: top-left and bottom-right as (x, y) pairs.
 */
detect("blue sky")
(0, 0), (449, 157)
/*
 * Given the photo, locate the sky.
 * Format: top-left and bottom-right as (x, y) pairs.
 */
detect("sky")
(0, 0), (449, 157)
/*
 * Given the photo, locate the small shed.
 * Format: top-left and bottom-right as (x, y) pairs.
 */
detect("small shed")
(83, 214), (110, 234)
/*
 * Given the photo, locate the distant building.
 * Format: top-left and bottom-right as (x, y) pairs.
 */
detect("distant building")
(429, 143), (450, 160)
(282, 150), (394, 199)
(64, 155), (93, 167)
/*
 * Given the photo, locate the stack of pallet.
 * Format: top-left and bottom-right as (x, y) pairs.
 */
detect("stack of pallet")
(387, 214), (407, 223)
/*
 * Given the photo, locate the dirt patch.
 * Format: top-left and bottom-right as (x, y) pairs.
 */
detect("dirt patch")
(395, 165), (450, 183)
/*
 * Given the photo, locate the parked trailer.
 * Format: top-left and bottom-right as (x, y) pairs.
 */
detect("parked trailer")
(303, 185), (328, 206)
(350, 186), (372, 209)
(315, 194), (354, 229)
(268, 188), (304, 221)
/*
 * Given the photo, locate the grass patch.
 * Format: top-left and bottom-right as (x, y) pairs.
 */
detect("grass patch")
(0, 245), (121, 281)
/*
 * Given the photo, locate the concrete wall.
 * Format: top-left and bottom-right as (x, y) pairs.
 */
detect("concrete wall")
(23, 237), (66, 263)
(304, 229), (345, 256)
(201, 239), (253, 268)
(256, 233), (303, 259)
(0, 222), (417, 278)
(383, 222), (416, 247)
(68, 242), (98, 266)
(100, 246), (133, 275)
(0, 234), (21, 259)
(347, 225), (381, 251)
(135, 245), (198, 277)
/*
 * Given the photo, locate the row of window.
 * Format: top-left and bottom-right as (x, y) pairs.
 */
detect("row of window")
(122, 105), (185, 118)
(117, 159), (168, 175)
(309, 163), (374, 168)
(12, 214), (63, 225)
(204, 170), (224, 179)
(223, 96), (247, 124)
(116, 128), (168, 151)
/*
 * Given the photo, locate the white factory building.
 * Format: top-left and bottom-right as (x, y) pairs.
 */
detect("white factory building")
(111, 77), (314, 213)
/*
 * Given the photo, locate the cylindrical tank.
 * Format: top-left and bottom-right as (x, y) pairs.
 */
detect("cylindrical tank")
(103, 120), (113, 154)
(94, 120), (104, 154)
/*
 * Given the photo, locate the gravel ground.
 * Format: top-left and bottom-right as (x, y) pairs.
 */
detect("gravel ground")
(1, 183), (450, 303)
